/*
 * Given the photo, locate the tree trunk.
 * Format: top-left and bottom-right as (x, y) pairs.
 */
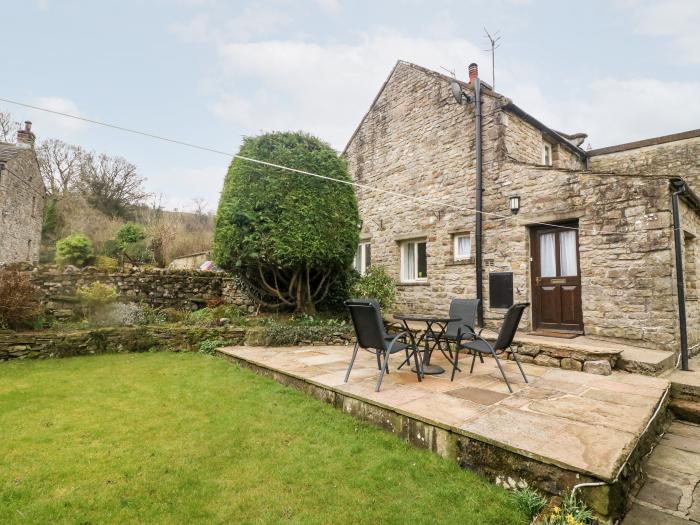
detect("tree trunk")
(294, 266), (316, 315)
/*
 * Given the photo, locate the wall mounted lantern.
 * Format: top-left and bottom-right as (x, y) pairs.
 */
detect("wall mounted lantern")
(509, 195), (521, 215)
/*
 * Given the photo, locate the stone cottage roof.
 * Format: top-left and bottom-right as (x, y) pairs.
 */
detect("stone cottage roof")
(343, 60), (587, 159)
(0, 142), (24, 164)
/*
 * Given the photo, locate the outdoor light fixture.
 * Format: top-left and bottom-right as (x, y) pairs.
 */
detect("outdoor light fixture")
(509, 195), (521, 215)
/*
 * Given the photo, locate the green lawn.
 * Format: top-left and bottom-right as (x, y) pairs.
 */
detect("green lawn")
(0, 352), (526, 524)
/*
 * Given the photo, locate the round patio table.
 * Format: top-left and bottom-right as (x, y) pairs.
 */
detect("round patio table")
(393, 313), (460, 375)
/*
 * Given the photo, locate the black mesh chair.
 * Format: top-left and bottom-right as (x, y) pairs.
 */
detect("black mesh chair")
(345, 299), (422, 392)
(451, 303), (530, 393)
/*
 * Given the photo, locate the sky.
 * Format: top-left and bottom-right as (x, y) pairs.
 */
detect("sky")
(2, 0), (699, 211)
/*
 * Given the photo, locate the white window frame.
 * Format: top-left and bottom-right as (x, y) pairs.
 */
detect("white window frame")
(354, 242), (371, 276)
(453, 233), (471, 261)
(400, 239), (427, 283)
(543, 142), (553, 166)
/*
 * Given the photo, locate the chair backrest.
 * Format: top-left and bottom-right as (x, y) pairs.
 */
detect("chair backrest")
(494, 303), (530, 350)
(445, 298), (480, 338)
(346, 300), (387, 351)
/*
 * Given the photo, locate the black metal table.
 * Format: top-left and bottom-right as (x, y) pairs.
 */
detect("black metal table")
(393, 313), (459, 375)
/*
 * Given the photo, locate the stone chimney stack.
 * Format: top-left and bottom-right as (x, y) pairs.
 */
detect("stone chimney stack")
(16, 121), (35, 148)
(468, 63), (479, 84)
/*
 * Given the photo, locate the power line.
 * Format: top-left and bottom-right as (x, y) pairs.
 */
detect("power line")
(0, 96), (672, 236)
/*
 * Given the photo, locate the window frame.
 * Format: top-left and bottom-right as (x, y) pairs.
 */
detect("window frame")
(452, 233), (472, 261)
(543, 142), (553, 166)
(400, 239), (428, 283)
(354, 242), (371, 276)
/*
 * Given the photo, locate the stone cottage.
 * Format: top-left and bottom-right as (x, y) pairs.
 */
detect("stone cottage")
(345, 61), (699, 355)
(0, 122), (45, 264)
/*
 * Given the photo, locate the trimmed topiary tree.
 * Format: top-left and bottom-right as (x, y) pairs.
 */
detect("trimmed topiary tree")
(55, 233), (94, 267)
(213, 131), (359, 314)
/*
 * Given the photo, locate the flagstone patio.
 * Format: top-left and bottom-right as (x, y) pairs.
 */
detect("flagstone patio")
(217, 343), (671, 522)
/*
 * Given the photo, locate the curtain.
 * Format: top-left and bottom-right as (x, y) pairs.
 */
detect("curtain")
(560, 231), (577, 276)
(457, 236), (471, 258)
(539, 233), (556, 277)
(403, 242), (416, 281)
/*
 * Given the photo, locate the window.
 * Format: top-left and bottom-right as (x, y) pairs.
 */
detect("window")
(354, 242), (371, 275)
(453, 233), (471, 261)
(31, 195), (36, 217)
(27, 240), (32, 261)
(401, 240), (427, 282)
(543, 142), (553, 166)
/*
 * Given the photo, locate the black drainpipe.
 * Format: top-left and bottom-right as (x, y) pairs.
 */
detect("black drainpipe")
(473, 70), (484, 327)
(670, 178), (689, 370)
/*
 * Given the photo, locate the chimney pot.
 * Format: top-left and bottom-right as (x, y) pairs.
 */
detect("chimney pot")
(16, 121), (36, 148)
(468, 62), (479, 84)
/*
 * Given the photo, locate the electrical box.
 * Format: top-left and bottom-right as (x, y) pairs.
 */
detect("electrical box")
(489, 272), (514, 309)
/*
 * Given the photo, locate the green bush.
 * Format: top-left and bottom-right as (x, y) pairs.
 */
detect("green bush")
(199, 338), (232, 355)
(188, 305), (249, 326)
(55, 233), (94, 267)
(257, 319), (351, 346)
(350, 265), (397, 312)
(76, 282), (119, 319)
(116, 222), (146, 247)
(94, 255), (119, 271)
(213, 131), (359, 314)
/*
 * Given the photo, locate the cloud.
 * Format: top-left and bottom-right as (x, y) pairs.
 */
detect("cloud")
(170, 6), (291, 43)
(211, 32), (486, 149)
(625, 0), (700, 64)
(26, 97), (87, 140)
(315, 0), (341, 13)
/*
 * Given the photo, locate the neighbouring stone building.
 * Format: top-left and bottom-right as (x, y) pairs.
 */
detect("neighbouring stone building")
(0, 122), (45, 264)
(345, 60), (700, 354)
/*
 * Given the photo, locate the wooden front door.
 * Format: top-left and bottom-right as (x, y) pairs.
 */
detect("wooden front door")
(531, 222), (583, 333)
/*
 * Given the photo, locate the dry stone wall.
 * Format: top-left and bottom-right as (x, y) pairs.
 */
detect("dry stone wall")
(24, 265), (255, 318)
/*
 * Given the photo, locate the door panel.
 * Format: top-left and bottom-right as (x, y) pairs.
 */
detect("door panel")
(531, 223), (583, 333)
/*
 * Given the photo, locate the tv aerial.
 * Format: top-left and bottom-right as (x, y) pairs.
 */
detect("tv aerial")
(451, 81), (471, 105)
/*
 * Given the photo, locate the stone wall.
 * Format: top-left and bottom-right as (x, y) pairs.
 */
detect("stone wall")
(0, 146), (44, 264)
(23, 265), (255, 318)
(0, 325), (247, 360)
(344, 60), (692, 352)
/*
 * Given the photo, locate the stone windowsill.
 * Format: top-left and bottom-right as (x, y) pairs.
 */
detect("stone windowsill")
(445, 258), (474, 266)
(397, 281), (430, 287)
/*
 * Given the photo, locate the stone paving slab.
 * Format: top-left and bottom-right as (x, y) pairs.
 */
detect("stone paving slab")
(626, 421), (700, 524)
(219, 344), (669, 483)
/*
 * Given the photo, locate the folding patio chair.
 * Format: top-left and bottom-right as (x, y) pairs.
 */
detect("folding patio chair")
(450, 303), (530, 393)
(345, 299), (422, 392)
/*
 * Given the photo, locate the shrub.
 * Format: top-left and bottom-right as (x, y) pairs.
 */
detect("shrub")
(350, 265), (397, 312)
(76, 282), (118, 319)
(188, 305), (249, 326)
(116, 222), (146, 247)
(257, 319), (351, 346)
(213, 131), (359, 314)
(199, 337), (231, 355)
(0, 268), (43, 330)
(55, 233), (94, 266)
(512, 487), (548, 520)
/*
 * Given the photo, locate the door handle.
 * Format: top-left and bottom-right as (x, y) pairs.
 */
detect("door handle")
(535, 277), (541, 285)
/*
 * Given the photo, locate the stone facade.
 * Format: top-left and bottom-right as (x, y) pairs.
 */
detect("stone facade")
(22, 265), (255, 318)
(345, 60), (700, 353)
(0, 128), (44, 264)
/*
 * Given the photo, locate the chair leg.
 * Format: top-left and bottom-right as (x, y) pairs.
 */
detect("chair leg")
(375, 349), (391, 392)
(479, 354), (484, 363)
(491, 351), (513, 393)
(470, 352), (477, 374)
(344, 343), (359, 383)
(376, 353), (382, 370)
(412, 348), (422, 382)
(511, 349), (529, 383)
(450, 347), (461, 381)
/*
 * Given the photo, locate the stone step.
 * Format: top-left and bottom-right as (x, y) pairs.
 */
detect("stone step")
(617, 347), (678, 376)
(670, 399), (700, 425)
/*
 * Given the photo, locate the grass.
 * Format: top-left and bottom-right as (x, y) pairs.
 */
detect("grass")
(0, 352), (527, 524)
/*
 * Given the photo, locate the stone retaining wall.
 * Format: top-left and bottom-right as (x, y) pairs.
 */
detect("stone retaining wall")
(0, 325), (248, 360)
(21, 265), (255, 318)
